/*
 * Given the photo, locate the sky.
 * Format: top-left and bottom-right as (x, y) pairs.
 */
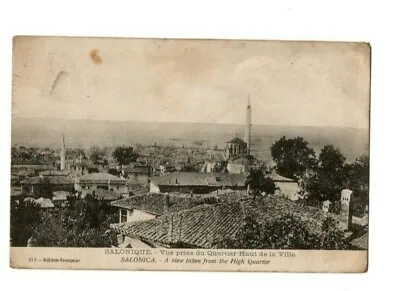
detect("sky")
(12, 37), (370, 128)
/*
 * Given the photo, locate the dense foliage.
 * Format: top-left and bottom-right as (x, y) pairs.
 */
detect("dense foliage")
(213, 213), (347, 250)
(10, 195), (119, 247)
(270, 136), (317, 179)
(89, 146), (106, 165)
(245, 167), (276, 196)
(270, 136), (369, 218)
(33, 177), (54, 199)
(112, 146), (139, 166)
(10, 199), (42, 246)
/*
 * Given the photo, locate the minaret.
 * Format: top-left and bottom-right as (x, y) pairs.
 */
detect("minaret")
(244, 96), (252, 155)
(60, 134), (66, 171)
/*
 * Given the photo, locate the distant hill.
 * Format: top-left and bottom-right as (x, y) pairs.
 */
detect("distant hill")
(11, 117), (369, 163)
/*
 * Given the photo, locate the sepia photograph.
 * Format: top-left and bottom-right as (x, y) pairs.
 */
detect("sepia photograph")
(9, 36), (370, 271)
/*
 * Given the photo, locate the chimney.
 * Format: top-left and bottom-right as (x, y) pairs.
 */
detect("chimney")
(117, 234), (125, 246)
(339, 189), (353, 231)
(163, 194), (171, 213)
(322, 200), (332, 213)
(166, 215), (174, 245)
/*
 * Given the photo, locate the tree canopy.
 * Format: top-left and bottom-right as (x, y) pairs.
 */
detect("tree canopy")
(270, 136), (369, 217)
(112, 146), (138, 166)
(245, 166), (276, 197)
(304, 145), (348, 202)
(10, 199), (41, 246)
(213, 213), (347, 250)
(33, 177), (54, 199)
(10, 195), (119, 247)
(89, 146), (105, 165)
(270, 136), (317, 179)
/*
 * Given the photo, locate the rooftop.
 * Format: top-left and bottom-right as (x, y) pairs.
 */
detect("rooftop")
(124, 166), (151, 174)
(150, 172), (246, 187)
(52, 191), (71, 201)
(35, 198), (55, 209)
(349, 232), (368, 250)
(11, 164), (55, 170)
(39, 170), (69, 176)
(21, 176), (74, 185)
(79, 173), (126, 184)
(227, 137), (247, 145)
(267, 172), (296, 182)
(110, 193), (210, 215)
(91, 188), (126, 201)
(111, 195), (339, 248)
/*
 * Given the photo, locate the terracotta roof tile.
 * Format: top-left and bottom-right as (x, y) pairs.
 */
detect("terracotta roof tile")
(79, 173), (126, 183)
(110, 193), (209, 215)
(111, 195), (339, 248)
(21, 176), (74, 185)
(349, 232), (368, 250)
(150, 172), (246, 187)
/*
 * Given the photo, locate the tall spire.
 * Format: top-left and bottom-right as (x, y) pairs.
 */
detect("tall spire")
(60, 134), (66, 171)
(244, 95), (252, 155)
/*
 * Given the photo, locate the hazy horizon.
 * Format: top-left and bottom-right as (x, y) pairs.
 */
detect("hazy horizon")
(11, 116), (369, 163)
(12, 37), (370, 129)
(12, 116), (369, 130)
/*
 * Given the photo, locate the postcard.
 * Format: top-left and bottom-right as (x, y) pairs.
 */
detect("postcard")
(10, 36), (370, 272)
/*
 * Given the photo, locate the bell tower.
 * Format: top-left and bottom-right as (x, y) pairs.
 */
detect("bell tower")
(244, 96), (252, 155)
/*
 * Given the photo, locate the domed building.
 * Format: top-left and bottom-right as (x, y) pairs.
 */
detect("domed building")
(224, 97), (261, 174)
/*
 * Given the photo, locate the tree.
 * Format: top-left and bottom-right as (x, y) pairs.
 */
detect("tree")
(245, 167), (276, 197)
(213, 213), (347, 250)
(346, 155), (369, 217)
(319, 145), (346, 172)
(270, 136), (317, 179)
(304, 145), (348, 203)
(29, 195), (119, 247)
(10, 199), (41, 246)
(112, 146), (138, 166)
(89, 146), (105, 165)
(33, 177), (54, 199)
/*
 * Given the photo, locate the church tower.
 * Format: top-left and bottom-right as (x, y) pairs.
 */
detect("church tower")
(244, 96), (252, 155)
(60, 134), (66, 171)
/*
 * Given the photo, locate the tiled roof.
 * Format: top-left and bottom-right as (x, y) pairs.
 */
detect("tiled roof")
(150, 172), (246, 187)
(111, 195), (339, 248)
(35, 198), (55, 208)
(52, 191), (70, 201)
(70, 160), (92, 167)
(267, 173), (296, 182)
(349, 232), (368, 250)
(110, 193), (204, 215)
(16, 170), (34, 177)
(227, 137), (247, 145)
(39, 170), (69, 176)
(11, 188), (22, 197)
(124, 166), (151, 174)
(92, 188), (126, 201)
(111, 203), (242, 248)
(21, 176), (74, 185)
(79, 173), (126, 183)
(127, 185), (150, 195)
(11, 164), (55, 170)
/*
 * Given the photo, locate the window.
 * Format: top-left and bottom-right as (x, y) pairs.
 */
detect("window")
(121, 209), (128, 223)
